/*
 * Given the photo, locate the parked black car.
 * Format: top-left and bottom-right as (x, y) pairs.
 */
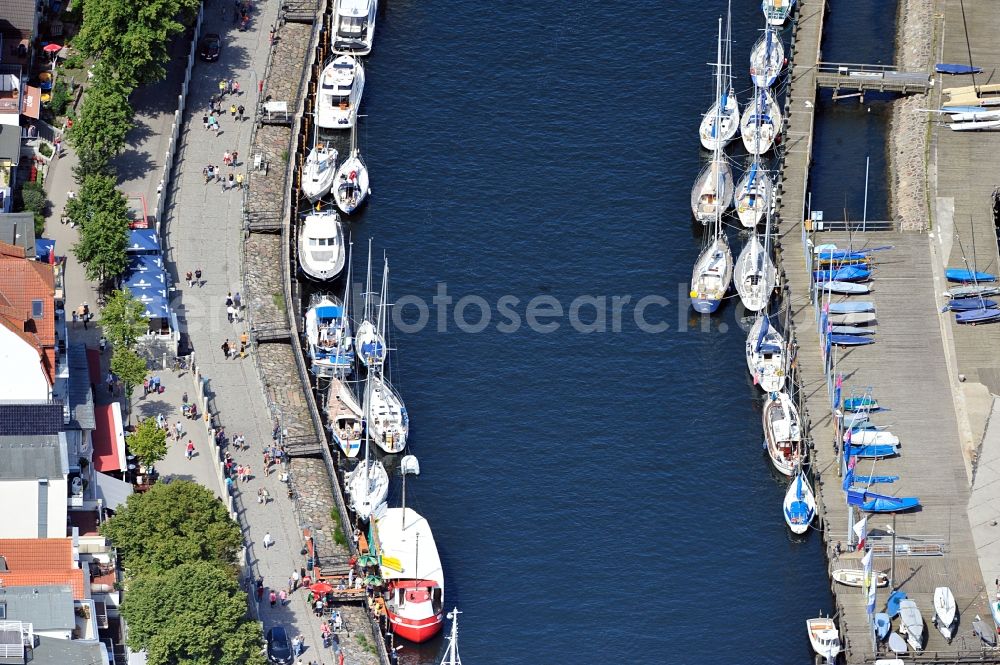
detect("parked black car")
(265, 626), (292, 664)
(199, 33), (221, 62)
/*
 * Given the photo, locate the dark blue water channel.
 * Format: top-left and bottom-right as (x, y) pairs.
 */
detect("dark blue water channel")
(330, 1), (894, 662)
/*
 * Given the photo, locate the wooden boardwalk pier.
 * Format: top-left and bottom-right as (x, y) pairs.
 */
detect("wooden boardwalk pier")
(771, 0), (1000, 661)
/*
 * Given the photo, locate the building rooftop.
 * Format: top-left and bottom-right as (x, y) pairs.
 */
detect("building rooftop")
(0, 434), (64, 480)
(24, 634), (104, 665)
(0, 586), (74, 632)
(0, 402), (63, 435)
(0, 1), (36, 41)
(0, 214), (34, 253)
(0, 242), (55, 385)
(66, 345), (95, 431)
(0, 539), (84, 600)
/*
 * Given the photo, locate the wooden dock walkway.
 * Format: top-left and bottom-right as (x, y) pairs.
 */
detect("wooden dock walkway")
(772, 0), (1000, 661)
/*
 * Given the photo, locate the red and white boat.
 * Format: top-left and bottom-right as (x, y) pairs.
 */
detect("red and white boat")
(371, 506), (444, 642)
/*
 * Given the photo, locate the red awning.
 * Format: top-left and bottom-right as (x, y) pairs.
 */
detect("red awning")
(22, 86), (40, 120)
(86, 347), (101, 386)
(93, 403), (125, 473)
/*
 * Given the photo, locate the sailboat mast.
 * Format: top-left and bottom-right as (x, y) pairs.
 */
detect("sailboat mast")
(364, 239), (374, 323)
(334, 240), (353, 376)
(713, 16), (724, 241)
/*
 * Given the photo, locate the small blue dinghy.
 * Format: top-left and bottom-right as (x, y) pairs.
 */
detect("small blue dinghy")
(829, 301), (875, 314)
(862, 493), (920, 513)
(936, 63), (982, 75)
(887, 591), (907, 618)
(814, 266), (871, 283)
(874, 613), (892, 641)
(829, 334), (875, 347)
(956, 308), (1000, 325)
(946, 268), (996, 283)
(942, 297), (998, 312)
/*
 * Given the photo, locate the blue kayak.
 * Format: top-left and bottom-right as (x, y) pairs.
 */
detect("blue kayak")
(936, 63), (982, 75)
(814, 266), (871, 283)
(946, 268), (996, 283)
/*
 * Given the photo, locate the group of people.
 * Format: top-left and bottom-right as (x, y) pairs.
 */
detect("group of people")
(226, 292), (244, 323)
(184, 269), (204, 288)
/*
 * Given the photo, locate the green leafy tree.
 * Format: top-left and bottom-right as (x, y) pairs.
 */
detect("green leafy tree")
(18, 181), (47, 235)
(101, 480), (241, 578)
(73, 208), (129, 283)
(65, 173), (129, 229)
(67, 71), (134, 173)
(74, 0), (201, 86)
(126, 418), (167, 469)
(110, 347), (148, 398)
(100, 289), (149, 350)
(121, 561), (265, 665)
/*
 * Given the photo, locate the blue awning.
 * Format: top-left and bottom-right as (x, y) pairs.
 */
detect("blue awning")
(124, 269), (166, 290)
(127, 229), (160, 254)
(35, 238), (55, 262)
(131, 289), (169, 318)
(127, 254), (164, 273)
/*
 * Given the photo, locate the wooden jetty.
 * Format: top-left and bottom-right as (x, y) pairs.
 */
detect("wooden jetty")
(772, 0), (1000, 661)
(815, 62), (932, 96)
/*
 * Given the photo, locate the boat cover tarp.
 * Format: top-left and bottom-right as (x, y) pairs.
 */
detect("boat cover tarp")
(755, 315), (770, 354)
(946, 268), (996, 283)
(936, 63), (982, 74)
(943, 297), (998, 311)
(847, 443), (897, 458)
(814, 266), (871, 282)
(863, 495), (920, 513)
(887, 591), (907, 618)
(829, 301), (875, 314)
(316, 305), (344, 319)
(854, 475), (898, 484)
(956, 308), (1000, 324)
(830, 334), (875, 346)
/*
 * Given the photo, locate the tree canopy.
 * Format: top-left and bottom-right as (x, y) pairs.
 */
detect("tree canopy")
(126, 418), (167, 469)
(110, 347), (148, 398)
(67, 71), (135, 172)
(74, 0), (201, 86)
(72, 207), (130, 283)
(65, 173), (129, 229)
(101, 480), (241, 578)
(121, 561), (265, 665)
(100, 289), (150, 350)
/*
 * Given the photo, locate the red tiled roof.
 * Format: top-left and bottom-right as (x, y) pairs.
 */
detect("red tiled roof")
(93, 404), (123, 472)
(0, 242), (56, 385)
(0, 538), (85, 599)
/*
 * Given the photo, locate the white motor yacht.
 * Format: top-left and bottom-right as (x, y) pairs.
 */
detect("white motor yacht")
(332, 0), (377, 55)
(301, 144), (338, 202)
(316, 55), (365, 130)
(298, 211), (346, 280)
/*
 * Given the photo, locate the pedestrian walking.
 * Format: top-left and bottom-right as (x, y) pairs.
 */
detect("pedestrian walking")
(227, 305), (236, 323)
(244, 465), (252, 481)
(72, 311), (78, 327)
(236, 172), (244, 190)
(208, 113), (216, 128)
(186, 440), (195, 460)
(239, 342), (247, 359)
(106, 372), (114, 394)
(256, 581), (264, 602)
(314, 599), (324, 617)
(186, 270), (194, 287)
(142, 378), (149, 396)
(234, 80), (241, 95)
(222, 176), (228, 192)
(175, 421), (185, 439)
(99, 336), (107, 353)
(195, 268), (203, 286)
(202, 114), (209, 130)
(157, 413), (166, 430)
(221, 339), (231, 358)
(292, 570), (300, 591)
(238, 104), (245, 121)
(219, 80), (227, 97)
(226, 292), (233, 307)
(279, 589), (288, 606)
(269, 590), (277, 607)
(240, 330), (249, 346)
(263, 532), (274, 548)
(232, 151), (239, 165)
(228, 173), (235, 190)
(287, 577), (295, 594)
(225, 475), (234, 494)
(230, 103), (237, 118)
(223, 151), (231, 166)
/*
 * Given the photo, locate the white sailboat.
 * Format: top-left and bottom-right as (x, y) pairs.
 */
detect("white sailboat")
(316, 55), (365, 130)
(440, 608), (463, 665)
(334, 149), (370, 214)
(740, 87), (783, 155)
(690, 234), (733, 315)
(332, 0), (377, 56)
(746, 314), (786, 392)
(345, 372), (389, 521)
(735, 159), (773, 228)
(699, 14), (738, 151)
(298, 210), (346, 280)
(355, 240), (387, 369)
(762, 391), (802, 476)
(365, 258), (409, 454)
(692, 19), (735, 223)
(301, 143), (338, 202)
(734, 231), (775, 312)
(898, 599), (925, 651)
(783, 470), (815, 534)
(326, 377), (363, 457)
(750, 27), (784, 88)
(933, 586), (957, 642)
(304, 293), (354, 377)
